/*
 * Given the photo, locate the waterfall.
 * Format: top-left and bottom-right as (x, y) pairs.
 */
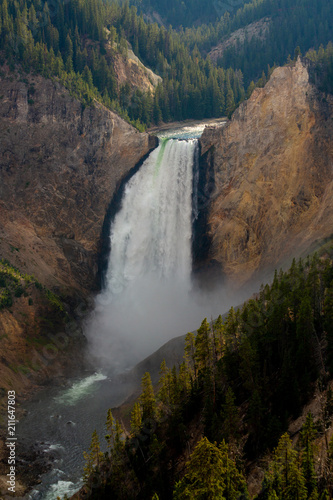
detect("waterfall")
(86, 137), (217, 371)
(105, 138), (197, 295)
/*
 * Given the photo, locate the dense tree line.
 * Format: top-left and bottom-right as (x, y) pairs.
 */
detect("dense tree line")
(176, 0), (333, 86)
(130, 0), (248, 30)
(116, 2), (245, 120)
(0, 0), (246, 127)
(1, 0), (332, 127)
(306, 42), (333, 95)
(79, 253), (333, 499)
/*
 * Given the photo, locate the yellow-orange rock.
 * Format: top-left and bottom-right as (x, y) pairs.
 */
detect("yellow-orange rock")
(199, 58), (333, 286)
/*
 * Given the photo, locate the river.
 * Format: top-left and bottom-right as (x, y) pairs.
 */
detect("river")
(19, 121), (228, 500)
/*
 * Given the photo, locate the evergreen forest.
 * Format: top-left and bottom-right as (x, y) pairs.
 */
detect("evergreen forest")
(1, 0), (333, 130)
(79, 253), (333, 499)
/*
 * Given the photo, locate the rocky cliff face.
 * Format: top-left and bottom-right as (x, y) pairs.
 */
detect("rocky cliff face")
(199, 58), (333, 286)
(0, 68), (157, 401)
(0, 69), (157, 296)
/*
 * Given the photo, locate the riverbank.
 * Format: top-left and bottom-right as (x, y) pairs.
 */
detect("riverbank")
(0, 337), (91, 499)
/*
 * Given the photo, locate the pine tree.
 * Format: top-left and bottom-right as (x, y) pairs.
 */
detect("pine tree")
(213, 315), (225, 359)
(140, 372), (156, 421)
(294, 46), (302, 60)
(113, 419), (124, 457)
(105, 408), (115, 452)
(130, 402), (142, 435)
(184, 331), (196, 379)
(82, 65), (94, 87)
(265, 433), (308, 499)
(1, 0), (10, 37)
(173, 437), (248, 499)
(195, 318), (211, 372)
(224, 307), (239, 349)
(64, 33), (73, 72)
(295, 295), (317, 396)
(225, 85), (235, 118)
(326, 434), (333, 497)
(158, 359), (173, 407)
(285, 463), (307, 500)
(178, 361), (191, 397)
(83, 429), (103, 484)
(222, 387), (240, 442)
(300, 413), (317, 496)
(246, 80), (255, 99)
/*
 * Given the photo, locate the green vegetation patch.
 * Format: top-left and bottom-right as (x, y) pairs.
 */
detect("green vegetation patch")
(0, 258), (66, 316)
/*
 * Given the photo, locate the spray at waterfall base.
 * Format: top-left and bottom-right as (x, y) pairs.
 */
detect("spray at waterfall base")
(85, 138), (236, 371)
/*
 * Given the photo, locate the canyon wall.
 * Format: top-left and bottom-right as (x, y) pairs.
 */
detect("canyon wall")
(0, 68), (157, 397)
(0, 69), (157, 296)
(199, 58), (333, 286)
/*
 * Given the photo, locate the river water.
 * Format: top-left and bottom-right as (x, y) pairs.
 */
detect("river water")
(19, 121), (228, 499)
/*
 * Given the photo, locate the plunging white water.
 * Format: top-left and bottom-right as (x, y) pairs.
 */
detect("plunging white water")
(54, 373), (107, 406)
(86, 138), (200, 369)
(106, 138), (196, 294)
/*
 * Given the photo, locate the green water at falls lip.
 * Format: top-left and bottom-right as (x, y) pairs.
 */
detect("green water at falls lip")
(155, 119), (226, 140)
(154, 137), (169, 177)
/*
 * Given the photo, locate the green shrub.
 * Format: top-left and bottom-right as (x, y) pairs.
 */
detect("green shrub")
(35, 281), (43, 290)
(14, 286), (24, 298)
(0, 290), (13, 309)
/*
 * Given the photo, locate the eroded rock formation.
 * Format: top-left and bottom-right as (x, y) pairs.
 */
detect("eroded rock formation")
(0, 70), (157, 296)
(199, 58), (333, 286)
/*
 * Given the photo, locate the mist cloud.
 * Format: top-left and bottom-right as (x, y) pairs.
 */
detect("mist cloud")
(84, 273), (239, 372)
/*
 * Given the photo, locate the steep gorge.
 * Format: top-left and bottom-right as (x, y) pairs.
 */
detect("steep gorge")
(0, 66), (157, 396)
(198, 58), (333, 287)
